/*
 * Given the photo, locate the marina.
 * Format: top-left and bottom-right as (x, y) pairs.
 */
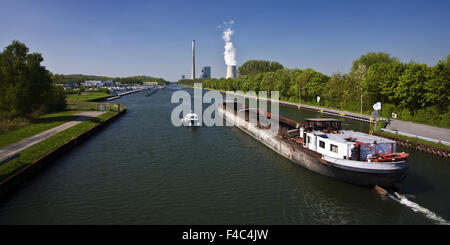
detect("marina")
(0, 84), (448, 225)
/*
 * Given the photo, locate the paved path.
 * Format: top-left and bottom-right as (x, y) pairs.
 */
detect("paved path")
(386, 120), (450, 142)
(0, 111), (104, 159)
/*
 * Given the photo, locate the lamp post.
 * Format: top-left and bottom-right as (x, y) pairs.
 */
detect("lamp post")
(360, 87), (363, 115)
(356, 64), (367, 115)
(298, 85), (301, 104)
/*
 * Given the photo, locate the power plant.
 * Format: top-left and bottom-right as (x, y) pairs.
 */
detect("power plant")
(191, 19), (238, 80)
(226, 65), (237, 79)
(201, 66), (211, 78)
(191, 40), (195, 80)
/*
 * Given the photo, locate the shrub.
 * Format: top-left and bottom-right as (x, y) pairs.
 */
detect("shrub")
(400, 108), (413, 121)
(380, 103), (396, 118)
(46, 86), (67, 112)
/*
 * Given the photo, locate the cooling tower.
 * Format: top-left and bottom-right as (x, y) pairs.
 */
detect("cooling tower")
(226, 65), (237, 79)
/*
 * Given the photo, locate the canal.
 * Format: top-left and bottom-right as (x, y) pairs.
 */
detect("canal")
(0, 84), (448, 224)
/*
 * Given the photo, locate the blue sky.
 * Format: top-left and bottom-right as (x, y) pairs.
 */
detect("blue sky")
(1, 0), (449, 81)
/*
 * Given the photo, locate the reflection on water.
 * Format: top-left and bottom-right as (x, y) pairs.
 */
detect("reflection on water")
(0, 84), (448, 224)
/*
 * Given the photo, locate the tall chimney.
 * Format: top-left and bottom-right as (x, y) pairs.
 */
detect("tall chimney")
(191, 40), (195, 80)
(226, 65), (237, 79)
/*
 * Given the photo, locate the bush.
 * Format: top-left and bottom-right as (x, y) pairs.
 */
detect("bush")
(440, 110), (450, 128)
(46, 86), (67, 112)
(400, 108), (413, 121)
(413, 106), (441, 124)
(0, 112), (30, 134)
(380, 103), (396, 118)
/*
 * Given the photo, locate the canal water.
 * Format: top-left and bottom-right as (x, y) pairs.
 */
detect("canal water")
(0, 84), (448, 224)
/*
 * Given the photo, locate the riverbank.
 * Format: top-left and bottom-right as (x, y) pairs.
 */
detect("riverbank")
(179, 83), (374, 122)
(0, 108), (126, 198)
(0, 111), (105, 159)
(0, 90), (128, 197)
(374, 120), (450, 158)
(0, 111), (81, 148)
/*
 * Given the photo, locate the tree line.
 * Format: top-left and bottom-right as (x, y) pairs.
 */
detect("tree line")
(179, 54), (450, 128)
(52, 74), (168, 85)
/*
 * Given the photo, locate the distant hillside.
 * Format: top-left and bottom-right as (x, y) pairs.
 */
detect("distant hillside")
(52, 74), (168, 85)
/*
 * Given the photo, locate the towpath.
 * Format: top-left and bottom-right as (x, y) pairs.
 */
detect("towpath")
(386, 120), (450, 142)
(0, 111), (103, 159)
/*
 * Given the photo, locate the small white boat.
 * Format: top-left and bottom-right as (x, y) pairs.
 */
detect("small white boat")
(182, 112), (201, 126)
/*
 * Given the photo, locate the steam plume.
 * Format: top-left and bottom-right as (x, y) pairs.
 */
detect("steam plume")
(222, 21), (236, 66)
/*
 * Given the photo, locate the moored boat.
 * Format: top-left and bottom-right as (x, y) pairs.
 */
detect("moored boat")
(182, 112), (201, 127)
(218, 101), (409, 187)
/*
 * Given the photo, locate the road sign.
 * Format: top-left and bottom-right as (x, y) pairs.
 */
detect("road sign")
(371, 110), (379, 119)
(373, 102), (381, 110)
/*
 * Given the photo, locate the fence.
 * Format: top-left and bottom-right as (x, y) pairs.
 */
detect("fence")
(380, 128), (450, 146)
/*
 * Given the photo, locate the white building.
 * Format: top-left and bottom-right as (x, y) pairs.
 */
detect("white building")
(83, 80), (104, 87)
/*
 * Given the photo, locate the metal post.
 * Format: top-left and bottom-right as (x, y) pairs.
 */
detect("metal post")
(360, 88), (363, 115)
(298, 85), (301, 104)
(192, 40), (195, 81)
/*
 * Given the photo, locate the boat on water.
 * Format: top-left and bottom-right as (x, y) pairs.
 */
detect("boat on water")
(182, 112), (201, 127)
(218, 101), (409, 187)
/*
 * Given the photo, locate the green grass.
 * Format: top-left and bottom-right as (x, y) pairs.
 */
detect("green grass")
(66, 91), (126, 112)
(0, 111), (117, 182)
(0, 111), (81, 148)
(66, 91), (111, 103)
(375, 120), (450, 151)
(0, 90), (122, 146)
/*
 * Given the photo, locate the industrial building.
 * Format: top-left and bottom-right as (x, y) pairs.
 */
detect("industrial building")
(200, 66), (211, 78)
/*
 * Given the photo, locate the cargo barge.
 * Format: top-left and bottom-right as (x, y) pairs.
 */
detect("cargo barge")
(218, 101), (409, 187)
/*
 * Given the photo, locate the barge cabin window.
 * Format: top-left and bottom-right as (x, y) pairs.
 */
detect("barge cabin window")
(330, 144), (338, 153)
(319, 140), (325, 149)
(305, 118), (341, 131)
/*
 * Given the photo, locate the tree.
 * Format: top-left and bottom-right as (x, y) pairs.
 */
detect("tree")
(237, 60), (284, 76)
(423, 59), (450, 109)
(394, 63), (429, 111)
(302, 68), (329, 102)
(351, 52), (398, 73)
(378, 61), (405, 104)
(0, 40), (65, 116)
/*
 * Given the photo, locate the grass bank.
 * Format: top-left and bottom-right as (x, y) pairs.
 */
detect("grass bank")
(66, 91), (111, 103)
(0, 111), (117, 182)
(0, 91), (124, 147)
(66, 91), (124, 112)
(0, 111), (81, 148)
